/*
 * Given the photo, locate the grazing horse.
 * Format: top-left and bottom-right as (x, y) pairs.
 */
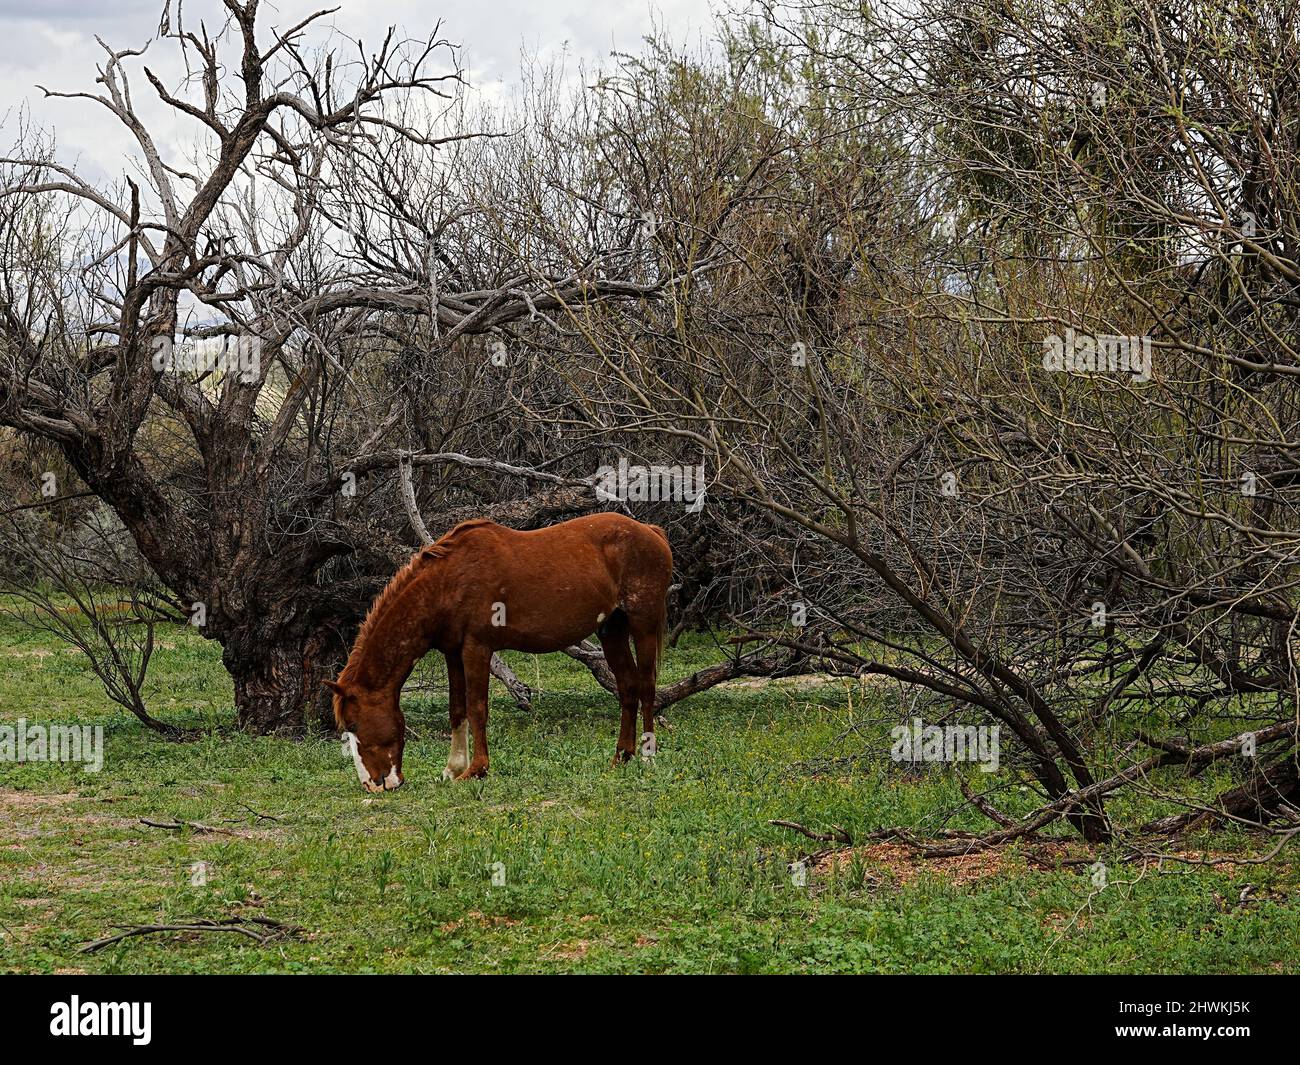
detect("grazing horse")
(326, 513), (672, 792)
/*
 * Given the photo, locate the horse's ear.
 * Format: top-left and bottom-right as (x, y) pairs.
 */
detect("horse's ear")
(323, 680), (345, 696)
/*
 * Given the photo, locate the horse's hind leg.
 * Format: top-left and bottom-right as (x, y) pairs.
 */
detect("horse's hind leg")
(442, 650), (469, 781)
(631, 625), (661, 759)
(597, 611), (639, 764)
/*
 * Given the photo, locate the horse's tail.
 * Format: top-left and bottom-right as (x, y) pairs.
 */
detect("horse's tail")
(654, 592), (668, 683)
(652, 524), (671, 683)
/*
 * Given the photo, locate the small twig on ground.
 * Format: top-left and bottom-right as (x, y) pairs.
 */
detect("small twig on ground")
(235, 802), (285, 823)
(138, 818), (235, 835)
(769, 819), (852, 844)
(1121, 827), (1300, 868)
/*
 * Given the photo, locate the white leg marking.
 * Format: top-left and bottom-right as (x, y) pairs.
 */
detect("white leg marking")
(444, 721), (469, 779)
(640, 731), (657, 760)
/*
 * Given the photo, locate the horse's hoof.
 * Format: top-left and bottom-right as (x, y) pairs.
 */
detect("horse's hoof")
(441, 767), (456, 782)
(454, 765), (488, 781)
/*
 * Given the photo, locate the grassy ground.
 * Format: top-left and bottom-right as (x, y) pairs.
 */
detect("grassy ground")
(1, 611), (1297, 974)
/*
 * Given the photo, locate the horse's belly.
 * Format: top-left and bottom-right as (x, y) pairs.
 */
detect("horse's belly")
(508, 632), (592, 654)
(486, 600), (614, 652)
(489, 571), (618, 652)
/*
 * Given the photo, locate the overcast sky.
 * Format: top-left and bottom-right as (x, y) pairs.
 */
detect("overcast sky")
(0, 0), (717, 180)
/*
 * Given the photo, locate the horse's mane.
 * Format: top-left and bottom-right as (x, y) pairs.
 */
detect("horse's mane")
(340, 519), (494, 685)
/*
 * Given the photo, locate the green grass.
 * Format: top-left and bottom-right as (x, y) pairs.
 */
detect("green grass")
(1, 612), (1297, 974)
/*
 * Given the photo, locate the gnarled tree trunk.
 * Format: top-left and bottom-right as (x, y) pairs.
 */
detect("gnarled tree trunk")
(221, 609), (353, 734)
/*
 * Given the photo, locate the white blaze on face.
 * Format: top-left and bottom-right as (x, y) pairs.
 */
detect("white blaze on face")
(342, 732), (369, 787)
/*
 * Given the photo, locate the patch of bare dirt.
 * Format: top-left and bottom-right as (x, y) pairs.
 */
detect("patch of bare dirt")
(0, 790), (160, 846)
(547, 940), (590, 961)
(0, 789), (77, 810)
(813, 839), (1097, 888)
(813, 841), (1008, 887)
(1043, 911), (1091, 933)
(721, 673), (867, 692)
(439, 911), (521, 934)
(0, 789), (86, 845)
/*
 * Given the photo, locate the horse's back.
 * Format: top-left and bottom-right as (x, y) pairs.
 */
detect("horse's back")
(436, 513), (668, 650)
(563, 513), (671, 574)
(446, 513), (670, 589)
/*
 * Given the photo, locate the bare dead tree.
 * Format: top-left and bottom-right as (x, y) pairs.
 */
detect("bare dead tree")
(0, 2), (683, 732)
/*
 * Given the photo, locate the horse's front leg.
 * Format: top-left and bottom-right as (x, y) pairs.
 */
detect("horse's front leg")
(456, 641), (491, 780)
(442, 650), (469, 781)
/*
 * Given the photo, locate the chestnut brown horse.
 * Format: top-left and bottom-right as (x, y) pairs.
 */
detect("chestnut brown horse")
(326, 513), (672, 792)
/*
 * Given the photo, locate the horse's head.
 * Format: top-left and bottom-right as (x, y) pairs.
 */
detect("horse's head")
(325, 680), (405, 793)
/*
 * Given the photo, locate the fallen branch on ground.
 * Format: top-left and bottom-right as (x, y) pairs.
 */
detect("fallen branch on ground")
(489, 654), (535, 711)
(959, 778), (1019, 828)
(554, 642), (802, 713)
(1139, 752), (1300, 835)
(879, 721), (1300, 857)
(655, 649), (804, 710)
(79, 916), (303, 954)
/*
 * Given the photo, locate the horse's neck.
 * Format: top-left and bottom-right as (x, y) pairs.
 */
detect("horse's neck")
(349, 567), (442, 690)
